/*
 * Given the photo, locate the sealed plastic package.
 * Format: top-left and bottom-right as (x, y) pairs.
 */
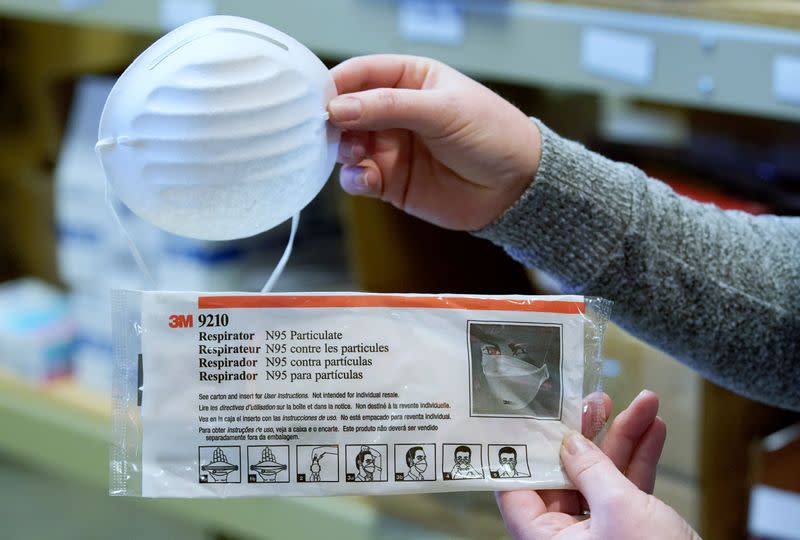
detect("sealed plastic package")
(110, 292), (610, 497)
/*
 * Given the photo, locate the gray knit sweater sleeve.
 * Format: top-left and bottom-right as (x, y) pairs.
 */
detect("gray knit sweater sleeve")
(475, 119), (800, 411)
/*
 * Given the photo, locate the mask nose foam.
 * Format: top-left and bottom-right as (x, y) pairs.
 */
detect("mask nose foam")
(482, 353), (549, 409)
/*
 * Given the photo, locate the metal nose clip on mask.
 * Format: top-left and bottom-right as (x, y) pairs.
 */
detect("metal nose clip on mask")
(95, 16), (340, 291)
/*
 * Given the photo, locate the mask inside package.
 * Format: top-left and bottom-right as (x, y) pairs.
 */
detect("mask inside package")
(110, 291), (610, 497)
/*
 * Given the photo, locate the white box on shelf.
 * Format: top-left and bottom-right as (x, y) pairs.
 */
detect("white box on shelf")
(0, 279), (75, 382)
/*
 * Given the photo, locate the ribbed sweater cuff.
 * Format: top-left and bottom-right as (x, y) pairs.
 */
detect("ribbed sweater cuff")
(473, 118), (646, 291)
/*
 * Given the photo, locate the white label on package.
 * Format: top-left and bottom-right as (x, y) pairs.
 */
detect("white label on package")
(139, 292), (586, 496)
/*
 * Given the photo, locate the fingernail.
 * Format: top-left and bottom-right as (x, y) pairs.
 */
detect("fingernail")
(341, 166), (370, 192)
(355, 170), (370, 189)
(329, 96), (362, 122)
(583, 392), (605, 414)
(636, 389), (651, 401)
(563, 431), (591, 455)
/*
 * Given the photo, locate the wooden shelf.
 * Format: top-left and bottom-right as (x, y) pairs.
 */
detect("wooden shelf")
(547, 1), (800, 29)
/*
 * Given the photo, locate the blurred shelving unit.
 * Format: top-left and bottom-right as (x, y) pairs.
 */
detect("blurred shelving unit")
(2, 0), (800, 121)
(547, 0), (800, 27)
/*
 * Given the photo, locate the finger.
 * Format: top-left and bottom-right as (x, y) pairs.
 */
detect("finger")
(553, 519), (591, 540)
(339, 160), (382, 197)
(528, 513), (580, 540)
(337, 131), (371, 165)
(625, 416), (667, 494)
(541, 396), (609, 516)
(331, 54), (434, 94)
(496, 491), (577, 540)
(561, 431), (636, 510)
(599, 390), (659, 472)
(581, 392), (611, 440)
(540, 490), (580, 515)
(496, 490), (547, 538)
(338, 128), (417, 210)
(328, 88), (455, 137)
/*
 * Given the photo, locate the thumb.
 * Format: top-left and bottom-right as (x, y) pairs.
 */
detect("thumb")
(328, 88), (453, 137)
(561, 431), (637, 509)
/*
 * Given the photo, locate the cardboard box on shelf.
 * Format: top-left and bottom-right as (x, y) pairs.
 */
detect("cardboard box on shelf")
(342, 196), (534, 294)
(542, 0), (800, 28)
(0, 167), (58, 283)
(602, 323), (702, 478)
(655, 472), (700, 531)
(0, 278), (74, 382)
(748, 423), (800, 538)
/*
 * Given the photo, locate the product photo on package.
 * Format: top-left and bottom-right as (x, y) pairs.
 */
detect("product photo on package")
(110, 292), (609, 498)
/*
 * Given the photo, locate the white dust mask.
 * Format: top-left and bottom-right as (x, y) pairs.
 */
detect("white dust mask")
(96, 16), (339, 289)
(482, 353), (550, 409)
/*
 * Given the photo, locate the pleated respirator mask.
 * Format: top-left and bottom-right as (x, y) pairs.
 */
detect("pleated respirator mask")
(96, 15), (340, 291)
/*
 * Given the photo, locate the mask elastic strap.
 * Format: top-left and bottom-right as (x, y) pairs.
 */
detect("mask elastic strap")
(105, 182), (157, 289)
(106, 182), (297, 293)
(262, 213), (299, 293)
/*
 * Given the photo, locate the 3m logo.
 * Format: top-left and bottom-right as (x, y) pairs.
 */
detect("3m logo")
(168, 314), (194, 328)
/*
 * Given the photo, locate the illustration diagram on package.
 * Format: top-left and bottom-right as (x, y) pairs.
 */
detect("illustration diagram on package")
(442, 444), (484, 480)
(296, 445), (339, 482)
(345, 444), (387, 482)
(489, 444), (531, 479)
(199, 446), (240, 483)
(469, 322), (563, 419)
(247, 445), (289, 483)
(394, 444), (436, 481)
